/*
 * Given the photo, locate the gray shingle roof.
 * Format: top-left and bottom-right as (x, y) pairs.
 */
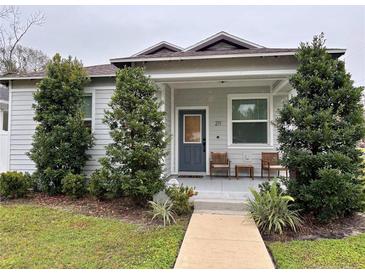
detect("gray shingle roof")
(122, 48), (299, 59)
(0, 64), (118, 80)
(110, 47), (346, 63)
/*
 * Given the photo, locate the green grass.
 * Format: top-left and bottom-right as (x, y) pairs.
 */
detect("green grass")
(0, 204), (186, 268)
(268, 233), (365, 268)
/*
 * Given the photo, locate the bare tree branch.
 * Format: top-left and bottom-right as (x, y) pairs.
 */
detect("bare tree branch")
(0, 6), (46, 74)
(0, 6), (10, 18)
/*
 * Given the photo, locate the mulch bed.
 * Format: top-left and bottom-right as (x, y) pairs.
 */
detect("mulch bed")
(263, 212), (365, 242)
(1, 192), (189, 227)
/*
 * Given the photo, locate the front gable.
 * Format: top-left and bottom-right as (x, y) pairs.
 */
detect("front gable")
(196, 39), (250, 52)
(184, 31), (265, 52)
(132, 41), (183, 57)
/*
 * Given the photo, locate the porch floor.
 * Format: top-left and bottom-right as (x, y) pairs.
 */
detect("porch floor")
(169, 176), (267, 201)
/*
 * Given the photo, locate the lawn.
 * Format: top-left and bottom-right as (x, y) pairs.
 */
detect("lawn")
(268, 233), (365, 269)
(0, 204), (186, 268)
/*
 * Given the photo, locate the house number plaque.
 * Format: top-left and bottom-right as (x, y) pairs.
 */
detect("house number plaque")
(215, 121), (222, 126)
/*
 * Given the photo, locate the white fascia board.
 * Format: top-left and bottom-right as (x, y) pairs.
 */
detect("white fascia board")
(148, 69), (297, 81)
(110, 49), (346, 63)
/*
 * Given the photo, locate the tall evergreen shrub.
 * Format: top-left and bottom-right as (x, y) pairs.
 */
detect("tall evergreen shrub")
(93, 67), (168, 203)
(28, 54), (93, 195)
(277, 34), (365, 222)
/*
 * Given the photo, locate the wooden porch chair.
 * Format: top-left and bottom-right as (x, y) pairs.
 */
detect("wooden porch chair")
(210, 152), (231, 178)
(261, 152), (288, 179)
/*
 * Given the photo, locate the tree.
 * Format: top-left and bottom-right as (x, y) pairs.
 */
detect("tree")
(276, 33), (365, 222)
(94, 67), (168, 203)
(0, 6), (48, 74)
(28, 54), (93, 195)
(3, 44), (49, 74)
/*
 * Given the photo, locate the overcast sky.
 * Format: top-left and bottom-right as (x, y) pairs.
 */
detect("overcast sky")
(10, 5), (365, 86)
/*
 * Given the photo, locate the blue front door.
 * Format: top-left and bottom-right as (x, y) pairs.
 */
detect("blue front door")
(178, 109), (206, 172)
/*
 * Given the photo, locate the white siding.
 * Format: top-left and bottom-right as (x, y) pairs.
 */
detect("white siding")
(164, 85), (172, 176)
(84, 88), (114, 175)
(174, 87), (288, 176)
(0, 131), (9, 172)
(8, 84), (289, 177)
(9, 90), (36, 172)
(273, 95), (288, 147)
(9, 81), (116, 175)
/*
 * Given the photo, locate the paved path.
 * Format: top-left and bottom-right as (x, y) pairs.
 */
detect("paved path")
(174, 211), (274, 269)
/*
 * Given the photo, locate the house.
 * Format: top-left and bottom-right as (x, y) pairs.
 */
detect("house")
(0, 31), (345, 178)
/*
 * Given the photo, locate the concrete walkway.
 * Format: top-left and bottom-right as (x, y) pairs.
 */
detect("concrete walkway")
(174, 211), (274, 269)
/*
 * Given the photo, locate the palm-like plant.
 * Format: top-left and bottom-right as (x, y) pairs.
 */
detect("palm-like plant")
(149, 200), (176, 227)
(248, 181), (302, 234)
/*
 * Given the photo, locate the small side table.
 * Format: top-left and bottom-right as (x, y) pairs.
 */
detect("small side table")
(235, 165), (254, 180)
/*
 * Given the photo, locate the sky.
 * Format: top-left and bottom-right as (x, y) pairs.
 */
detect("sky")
(8, 5), (365, 86)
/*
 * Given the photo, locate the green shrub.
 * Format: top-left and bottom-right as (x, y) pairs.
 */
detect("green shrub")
(149, 200), (176, 227)
(288, 168), (365, 222)
(28, 54), (94, 195)
(258, 178), (284, 194)
(34, 168), (68, 195)
(276, 34), (365, 222)
(61, 173), (87, 199)
(0, 171), (30, 199)
(88, 169), (121, 200)
(97, 67), (168, 203)
(165, 185), (197, 215)
(248, 181), (302, 234)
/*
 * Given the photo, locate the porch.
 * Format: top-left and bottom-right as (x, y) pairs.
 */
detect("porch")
(168, 175), (267, 201)
(157, 75), (294, 179)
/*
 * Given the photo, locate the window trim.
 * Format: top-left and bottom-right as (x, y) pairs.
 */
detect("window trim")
(83, 90), (95, 132)
(227, 94), (272, 147)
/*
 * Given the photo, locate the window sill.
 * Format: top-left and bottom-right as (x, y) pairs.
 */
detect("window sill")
(228, 144), (275, 150)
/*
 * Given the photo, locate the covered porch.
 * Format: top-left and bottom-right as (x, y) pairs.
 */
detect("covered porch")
(156, 72), (294, 180)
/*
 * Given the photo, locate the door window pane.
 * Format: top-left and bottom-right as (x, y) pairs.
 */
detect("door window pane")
(232, 122), (267, 144)
(184, 115), (201, 143)
(232, 99), (267, 120)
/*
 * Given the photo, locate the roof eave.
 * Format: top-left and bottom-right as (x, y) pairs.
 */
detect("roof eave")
(110, 49), (346, 64)
(0, 49), (346, 81)
(0, 74), (116, 82)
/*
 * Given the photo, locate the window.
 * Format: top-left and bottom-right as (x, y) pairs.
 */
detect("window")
(230, 98), (268, 144)
(2, 110), (8, 131)
(183, 114), (202, 143)
(82, 94), (92, 129)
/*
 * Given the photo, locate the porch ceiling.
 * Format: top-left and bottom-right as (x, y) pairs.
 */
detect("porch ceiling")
(160, 78), (292, 94)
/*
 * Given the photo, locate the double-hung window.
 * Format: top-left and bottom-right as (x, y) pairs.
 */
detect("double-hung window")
(82, 94), (93, 130)
(230, 97), (269, 144)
